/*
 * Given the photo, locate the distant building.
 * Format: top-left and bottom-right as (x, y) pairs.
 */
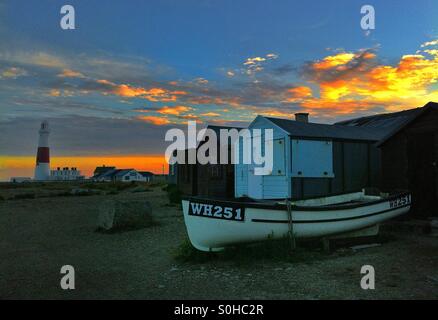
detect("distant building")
(93, 165), (116, 177)
(92, 167), (148, 182)
(152, 174), (168, 183)
(10, 177), (32, 183)
(139, 171), (154, 182)
(50, 167), (83, 181)
(113, 169), (145, 182)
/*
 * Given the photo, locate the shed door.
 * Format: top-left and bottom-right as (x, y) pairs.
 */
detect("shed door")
(248, 166), (263, 199)
(271, 138), (286, 175)
(408, 132), (437, 216)
(248, 135), (263, 199)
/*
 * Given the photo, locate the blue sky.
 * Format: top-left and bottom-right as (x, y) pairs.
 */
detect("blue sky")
(0, 0), (437, 177)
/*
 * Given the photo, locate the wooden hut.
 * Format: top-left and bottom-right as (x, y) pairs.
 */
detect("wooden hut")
(338, 102), (438, 216)
(175, 125), (244, 197)
(175, 148), (198, 196)
(235, 113), (386, 199)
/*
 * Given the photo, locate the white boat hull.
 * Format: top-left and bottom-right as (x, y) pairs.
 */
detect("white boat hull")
(182, 192), (411, 252)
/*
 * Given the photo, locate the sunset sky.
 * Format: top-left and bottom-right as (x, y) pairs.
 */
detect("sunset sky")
(1, 0), (438, 180)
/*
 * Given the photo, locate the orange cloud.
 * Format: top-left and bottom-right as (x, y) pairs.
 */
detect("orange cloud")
(156, 105), (192, 116)
(113, 84), (187, 102)
(58, 69), (85, 78)
(136, 115), (171, 125)
(200, 112), (221, 117)
(285, 86), (313, 102)
(312, 52), (356, 70)
(48, 89), (61, 97)
(96, 79), (115, 85)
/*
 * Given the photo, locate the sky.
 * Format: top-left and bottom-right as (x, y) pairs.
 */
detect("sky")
(1, 0), (438, 180)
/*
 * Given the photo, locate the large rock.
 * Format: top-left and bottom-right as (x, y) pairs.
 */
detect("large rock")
(97, 200), (153, 231)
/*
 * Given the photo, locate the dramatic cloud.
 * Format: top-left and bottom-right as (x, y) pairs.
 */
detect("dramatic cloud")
(295, 44), (438, 114)
(2, 40), (438, 129)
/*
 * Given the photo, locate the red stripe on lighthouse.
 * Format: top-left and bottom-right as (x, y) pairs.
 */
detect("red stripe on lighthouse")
(36, 147), (50, 164)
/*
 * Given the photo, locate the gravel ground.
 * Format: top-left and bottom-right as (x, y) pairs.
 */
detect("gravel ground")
(0, 187), (437, 299)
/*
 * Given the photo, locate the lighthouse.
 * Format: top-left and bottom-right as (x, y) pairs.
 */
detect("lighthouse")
(34, 120), (51, 181)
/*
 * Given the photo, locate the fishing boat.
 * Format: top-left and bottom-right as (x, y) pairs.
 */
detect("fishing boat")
(181, 190), (411, 252)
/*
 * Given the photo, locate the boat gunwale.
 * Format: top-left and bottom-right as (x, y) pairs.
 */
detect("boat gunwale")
(182, 191), (411, 212)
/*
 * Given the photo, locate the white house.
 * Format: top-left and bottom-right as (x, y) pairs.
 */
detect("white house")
(235, 113), (384, 200)
(113, 169), (145, 182)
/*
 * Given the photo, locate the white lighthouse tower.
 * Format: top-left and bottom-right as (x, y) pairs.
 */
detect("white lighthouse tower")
(34, 120), (51, 181)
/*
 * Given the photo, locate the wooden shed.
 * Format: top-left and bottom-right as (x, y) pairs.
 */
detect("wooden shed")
(175, 148), (198, 196)
(338, 102), (438, 216)
(175, 125), (244, 198)
(235, 114), (386, 200)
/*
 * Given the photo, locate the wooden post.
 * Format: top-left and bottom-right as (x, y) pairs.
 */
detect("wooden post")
(286, 199), (296, 251)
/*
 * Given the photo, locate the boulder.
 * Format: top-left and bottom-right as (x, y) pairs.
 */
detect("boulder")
(97, 199), (153, 231)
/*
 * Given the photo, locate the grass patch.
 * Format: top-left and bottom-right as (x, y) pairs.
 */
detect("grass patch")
(173, 236), (328, 265)
(131, 186), (152, 193)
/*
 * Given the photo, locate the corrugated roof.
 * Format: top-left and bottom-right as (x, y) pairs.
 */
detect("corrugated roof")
(265, 116), (385, 141)
(335, 102), (438, 146)
(335, 107), (423, 129)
